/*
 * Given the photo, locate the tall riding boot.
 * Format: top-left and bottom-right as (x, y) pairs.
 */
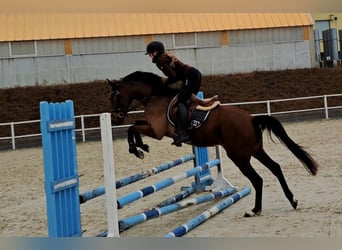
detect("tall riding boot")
(172, 103), (190, 146)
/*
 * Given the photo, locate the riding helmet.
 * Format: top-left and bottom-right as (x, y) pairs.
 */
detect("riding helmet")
(145, 41), (165, 55)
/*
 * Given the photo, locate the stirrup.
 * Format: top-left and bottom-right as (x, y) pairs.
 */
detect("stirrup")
(172, 132), (190, 147)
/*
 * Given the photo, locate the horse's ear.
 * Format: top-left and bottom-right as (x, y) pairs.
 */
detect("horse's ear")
(107, 79), (119, 88)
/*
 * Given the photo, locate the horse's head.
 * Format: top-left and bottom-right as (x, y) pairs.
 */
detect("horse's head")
(107, 71), (172, 125)
(107, 78), (132, 125)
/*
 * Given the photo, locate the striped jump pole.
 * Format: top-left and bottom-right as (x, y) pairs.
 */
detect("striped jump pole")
(157, 186), (196, 208)
(79, 154), (195, 203)
(118, 187), (236, 233)
(117, 158), (220, 208)
(158, 145), (234, 208)
(164, 186), (251, 237)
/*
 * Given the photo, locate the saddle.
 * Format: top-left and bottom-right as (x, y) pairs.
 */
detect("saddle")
(166, 94), (220, 129)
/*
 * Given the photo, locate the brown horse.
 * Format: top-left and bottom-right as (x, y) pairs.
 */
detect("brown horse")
(107, 71), (318, 217)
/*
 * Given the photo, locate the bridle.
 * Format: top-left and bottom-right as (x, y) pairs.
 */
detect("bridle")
(110, 89), (126, 119)
(109, 79), (150, 122)
(110, 88), (141, 119)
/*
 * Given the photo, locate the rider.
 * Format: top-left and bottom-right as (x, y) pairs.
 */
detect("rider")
(145, 41), (202, 146)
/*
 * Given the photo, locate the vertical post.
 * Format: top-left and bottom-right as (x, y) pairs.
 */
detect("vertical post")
(10, 122), (15, 150)
(213, 145), (234, 189)
(192, 92), (212, 186)
(81, 115), (86, 142)
(100, 113), (119, 237)
(40, 100), (82, 237)
(314, 29), (321, 67)
(324, 95), (329, 119)
(266, 100), (271, 116)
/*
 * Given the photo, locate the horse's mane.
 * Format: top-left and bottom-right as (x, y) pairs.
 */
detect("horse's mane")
(122, 71), (178, 97)
(122, 71), (163, 86)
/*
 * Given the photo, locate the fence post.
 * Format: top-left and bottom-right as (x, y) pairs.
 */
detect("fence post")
(10, 122), (15, 150)
(266, 100), (271, 116)
(324, 95), (329, 119)
(80, 115), (86, 142)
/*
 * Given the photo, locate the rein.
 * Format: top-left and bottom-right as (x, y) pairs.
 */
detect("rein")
(111, 90), (147, 117)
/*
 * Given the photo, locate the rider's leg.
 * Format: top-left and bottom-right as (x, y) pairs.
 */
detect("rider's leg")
(172, 69), (201, 146)
(172, 102), (190, 146)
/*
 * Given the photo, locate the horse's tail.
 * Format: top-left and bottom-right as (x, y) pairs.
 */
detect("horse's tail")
(253, 115), (318, 176)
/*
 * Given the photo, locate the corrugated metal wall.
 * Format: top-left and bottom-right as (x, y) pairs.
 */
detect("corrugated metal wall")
(0, 40), (65, 58)
(72, 36), (146, 54)
(0, 40), (311, 88)
(229, 27), (304, 44)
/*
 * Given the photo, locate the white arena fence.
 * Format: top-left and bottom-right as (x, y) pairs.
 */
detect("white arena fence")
(1, 93), (341, 150)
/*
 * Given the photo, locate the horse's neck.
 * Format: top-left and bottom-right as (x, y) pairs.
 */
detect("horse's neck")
(129, 82), (155, 105)
(128, 81), (174, 108)
(144, 96), (172, 113)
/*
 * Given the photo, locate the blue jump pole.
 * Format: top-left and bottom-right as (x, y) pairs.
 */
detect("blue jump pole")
(117, 159), (220, 208)
(164, 186), (251, 237)
(79, 154), (195, 203)
(157, 186), (196, 207)
(118, 187), (235, 232)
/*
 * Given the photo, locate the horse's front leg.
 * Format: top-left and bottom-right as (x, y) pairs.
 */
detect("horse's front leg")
(127, 120), (156, 159)
(127, 127), (144, 159)
(134, 133), (149, 153)
(133, 120), (150, 153)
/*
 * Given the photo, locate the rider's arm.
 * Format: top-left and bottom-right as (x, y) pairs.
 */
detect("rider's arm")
(156, 56), (177, 85)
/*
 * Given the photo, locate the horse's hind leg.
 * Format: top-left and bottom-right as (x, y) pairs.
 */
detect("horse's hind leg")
(253, 149), (298, 209)
(231, 157), (263, 217)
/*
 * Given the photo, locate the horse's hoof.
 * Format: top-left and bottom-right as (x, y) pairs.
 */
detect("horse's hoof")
(291, 199), (298, 209)
(141, 144), (149, 152)
(129, 147), (137, 154)
(243, 210), (261, 218)
(135, 150), (144, 159)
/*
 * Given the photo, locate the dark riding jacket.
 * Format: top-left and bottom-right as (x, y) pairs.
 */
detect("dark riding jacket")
(154, 53), (192, 85)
